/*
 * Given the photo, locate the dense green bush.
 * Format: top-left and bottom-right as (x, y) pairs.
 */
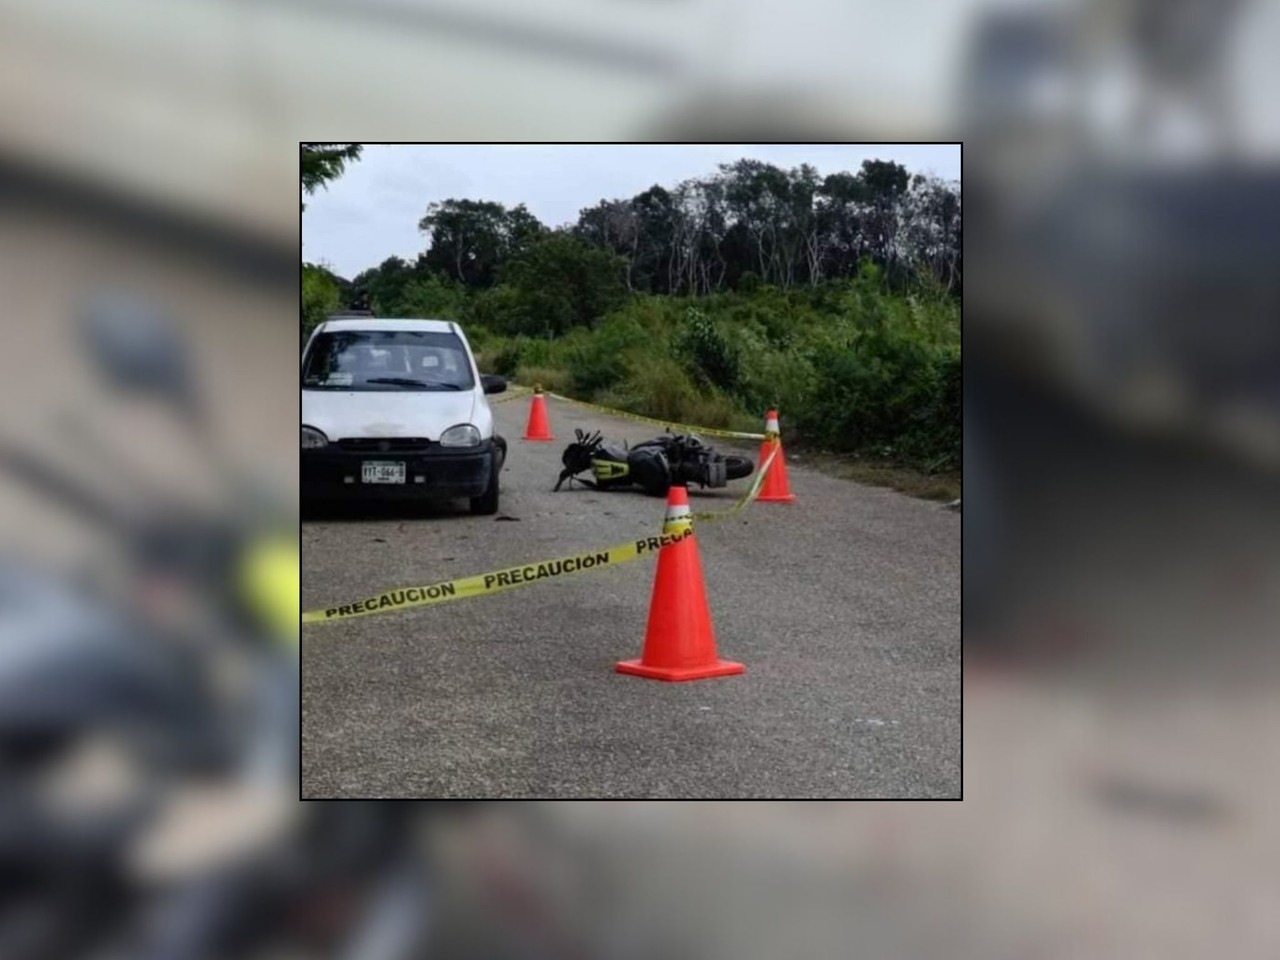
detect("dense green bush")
(474, 278), (958, 471)
(302, 263), (339, 347)
(597, 355), (739, 429)
(394, 274), (470, 321)
(674, 307), (741, 392)
(513, 365), (573, 393)
(797, 324), (959, 469)
(487, 339), (526, 377)
(562, 315), (648, 395)
(318, 260), (959, 474)
(495, 234), (629, 336)
(468, 285), (528, 336)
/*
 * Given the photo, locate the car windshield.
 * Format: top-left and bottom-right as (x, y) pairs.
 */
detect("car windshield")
(302, 330), (475, 391)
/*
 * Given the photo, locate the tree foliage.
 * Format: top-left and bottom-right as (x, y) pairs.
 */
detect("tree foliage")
(497, 234), (628, 336)
(350, 256), (413, 314)
(675, 307), (740, 392)
(309, 155), (961, 473)
(348, 157), (959, 324)
(302, 263), (341, 345)
(569, 159), (959, 297)
(301, 144), (363, 209)
(417, 200), (545, 287)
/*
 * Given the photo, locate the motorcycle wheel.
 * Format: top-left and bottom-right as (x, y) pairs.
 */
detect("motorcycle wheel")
(724, 456), (753, 480)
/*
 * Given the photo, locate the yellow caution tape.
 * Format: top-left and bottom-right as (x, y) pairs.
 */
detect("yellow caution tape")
(302, 527), (695, 625)
(542, 391), (765, 440)
(302, 445), (781, 627)
(691, 442), (779, 524)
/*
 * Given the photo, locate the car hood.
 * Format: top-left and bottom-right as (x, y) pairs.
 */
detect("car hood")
(302, 389), (478, 440)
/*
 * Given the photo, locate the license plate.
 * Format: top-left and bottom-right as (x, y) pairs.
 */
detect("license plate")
(361, 461), (406, 484)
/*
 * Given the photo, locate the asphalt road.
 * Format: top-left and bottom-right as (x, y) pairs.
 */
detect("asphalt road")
(301, 394), (960, 798)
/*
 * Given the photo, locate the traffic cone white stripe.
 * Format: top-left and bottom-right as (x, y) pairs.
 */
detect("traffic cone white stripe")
(663, 501), (692, 535)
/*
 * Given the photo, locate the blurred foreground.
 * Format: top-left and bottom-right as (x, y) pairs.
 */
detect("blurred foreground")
(3, 0), (1280, 956)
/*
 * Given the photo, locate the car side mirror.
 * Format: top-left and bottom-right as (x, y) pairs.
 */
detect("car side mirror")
(481, 375), (507, 395)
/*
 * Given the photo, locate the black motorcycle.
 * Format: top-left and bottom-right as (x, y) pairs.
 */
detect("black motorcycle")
(554, 428), (753, 496)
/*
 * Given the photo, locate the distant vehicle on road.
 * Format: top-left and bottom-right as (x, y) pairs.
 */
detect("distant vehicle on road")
(301, 317), (508, 514)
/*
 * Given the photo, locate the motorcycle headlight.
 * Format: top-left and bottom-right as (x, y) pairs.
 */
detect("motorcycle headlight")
(439, 424), (481, 447)
(302, 426), (328, 449)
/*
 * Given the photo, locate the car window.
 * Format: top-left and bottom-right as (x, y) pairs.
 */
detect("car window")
(303, 330), (475, 390)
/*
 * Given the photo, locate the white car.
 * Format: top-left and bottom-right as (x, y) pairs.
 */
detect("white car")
(301, 317), (508, 514)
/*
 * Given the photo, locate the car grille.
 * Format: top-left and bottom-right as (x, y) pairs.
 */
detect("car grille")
(336, 438), (433, 453)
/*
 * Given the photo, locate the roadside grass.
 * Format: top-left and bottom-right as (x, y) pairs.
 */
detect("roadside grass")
(512, 364), (573, 393)
(802, 453), (962, 502)
(476, 281), (960, 504)
(496, 364), (960, 503)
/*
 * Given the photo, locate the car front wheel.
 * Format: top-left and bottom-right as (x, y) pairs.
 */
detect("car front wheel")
(469, 447), (502, 515)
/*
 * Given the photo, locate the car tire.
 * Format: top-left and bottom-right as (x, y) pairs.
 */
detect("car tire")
(470, 454), (501, 516)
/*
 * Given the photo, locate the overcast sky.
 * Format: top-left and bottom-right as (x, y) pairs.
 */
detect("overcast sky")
(302, 144), (961, 280)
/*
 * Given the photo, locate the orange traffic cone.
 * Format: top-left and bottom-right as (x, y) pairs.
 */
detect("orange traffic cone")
(616, 485), (744, 682)
(522, 385), (554, 441)
(756, 409), (795, 503)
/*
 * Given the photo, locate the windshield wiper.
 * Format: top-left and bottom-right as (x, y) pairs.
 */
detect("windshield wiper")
(322, 377), (469, 390)
(363, 376), (444, 388)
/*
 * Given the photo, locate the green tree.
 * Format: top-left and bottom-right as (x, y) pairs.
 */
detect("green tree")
(628, 185), (679, 294)
(855, 159), (911, 286)
(301, 143), (362, 209)
(675, 306), (740, 391)
(818, 170), (866, 278)
(500, 233), (629, 336)
(397, 273), (470, 321)
(559, 156), (959, 297)
(350, 256), (414, 314)
(573, 199), (641, 290)
(302, 263), (340, 344)
(418, 200), (545, 287)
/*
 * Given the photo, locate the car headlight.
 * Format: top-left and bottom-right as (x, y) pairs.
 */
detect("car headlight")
(439, 424), (481, 447)
(302, 426), (328, 449)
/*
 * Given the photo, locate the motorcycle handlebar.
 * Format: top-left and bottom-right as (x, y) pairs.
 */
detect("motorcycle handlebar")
(0, 442), (129, 537)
